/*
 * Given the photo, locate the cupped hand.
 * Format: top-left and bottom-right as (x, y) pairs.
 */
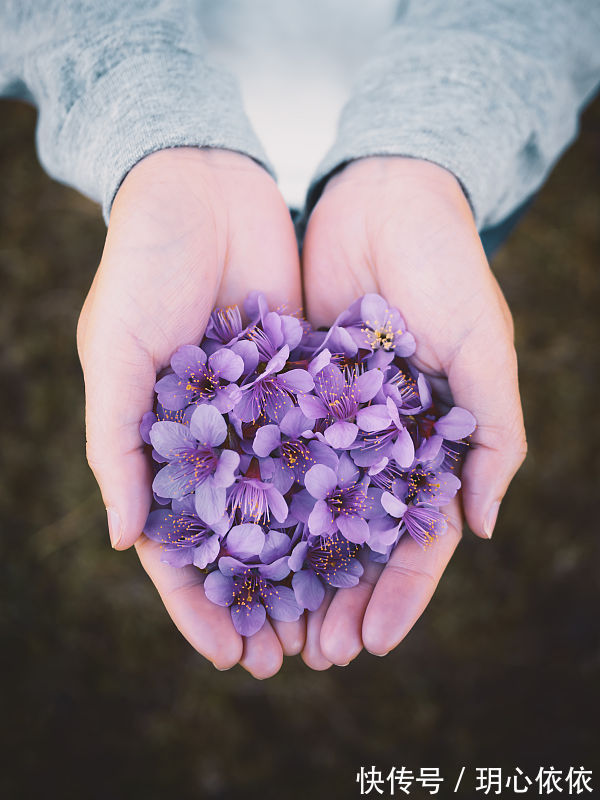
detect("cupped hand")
(77, 148), (304, 677)
(301, 156), (527, 668)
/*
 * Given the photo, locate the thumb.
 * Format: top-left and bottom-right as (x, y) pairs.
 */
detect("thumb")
(77, 297), (157, 550)
(447, 321), (527, 539)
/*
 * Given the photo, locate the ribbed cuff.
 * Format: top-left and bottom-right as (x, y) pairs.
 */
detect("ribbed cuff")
(306, 27), (580, 230)
(34, 50), (273, 223)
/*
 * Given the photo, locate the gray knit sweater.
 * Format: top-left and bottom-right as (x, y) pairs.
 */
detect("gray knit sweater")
(1, 0), (599, 228)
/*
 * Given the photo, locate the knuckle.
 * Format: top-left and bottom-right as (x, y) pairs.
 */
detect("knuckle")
(386, 562), (439, 590)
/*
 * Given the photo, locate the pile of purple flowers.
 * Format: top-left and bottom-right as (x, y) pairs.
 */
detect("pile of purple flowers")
(140, 293), (476, 637)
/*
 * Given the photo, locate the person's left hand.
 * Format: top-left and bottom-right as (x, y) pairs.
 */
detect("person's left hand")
(300, 156), (526, 668)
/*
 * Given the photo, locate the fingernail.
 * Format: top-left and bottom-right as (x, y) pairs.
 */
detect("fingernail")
(483, 500), (501, 539)
(106, 507), (122, 548)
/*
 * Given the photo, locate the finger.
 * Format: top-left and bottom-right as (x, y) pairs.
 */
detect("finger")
(271, 615), (306, 656)
(301, 587), (335, 671)
(135, 536), (243, 670)
(239, 619), (284, 680)
(375, 227), (527, 540)
(79, 302), (157, 550)
(320, 557), (384, 666)
(362, 498), (462, 656)
(446, 315), (527, 539)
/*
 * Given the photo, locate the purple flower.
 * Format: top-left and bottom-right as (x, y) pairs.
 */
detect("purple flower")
(245, 309), (304, 362)
(413, 406), (476, 466)
(381, 489), (448, 549)
(236, 345), (314, 423)
(143, 496), (228, 568)
(252, 408), (328, 492)
(401, 465), (461, 505)
(357, 294), (416, 356)
(155, 344), (243, 413)
(289, 530), (364, 610)
(352, 396), (415, 468)
(204, 530), (300, 635)
(204, 305), (246, 349)
(142, 291), (477, 634)
(298, 363), (382, 449)
(150, 404), (239, 524)
(304, 455), (372, 544)
(227, 458), (288, 525)
(320, 294), (416, 358)
(381, 367), (432, 415)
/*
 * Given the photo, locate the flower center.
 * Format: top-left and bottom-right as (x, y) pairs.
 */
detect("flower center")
(327, 483), (369, 517)
(363, 318), (400, 351)
(188, 367), (221, 400)
(211, 306), (242, 342)
(281, 440), (313, 475)
(309, 534), (359, 575)
(229, 477), (272, 523)
(174, 447), (218, 485)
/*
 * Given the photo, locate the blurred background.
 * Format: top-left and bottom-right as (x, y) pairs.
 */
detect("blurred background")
(1, 97), (598, 799)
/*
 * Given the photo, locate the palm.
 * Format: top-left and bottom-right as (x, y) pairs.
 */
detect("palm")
(77, 148), (304, 676)
(301, 156), (524, 666)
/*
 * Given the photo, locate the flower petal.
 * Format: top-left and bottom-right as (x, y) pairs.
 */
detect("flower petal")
(231, 339), (259, 374)
(231, 600), (266, 636)
(253, 424), (282, 457)
(261, 584), (302, 622)
(194, 481), (226, 525)
(392, 426), (415, 468)
(337, 451), (359, 487)
(266, 486), (289, 523)
(288, 541), (309, 572)
(292, 570), (325, 611)
(258, 556), (290, 581)
(305, 464), (338, 499)
(336, 515), (370, 544)
(435, 406), (477, 440)
(327, 560), (363, 588)
(356, 369), (384, 403)
(290, 490), (315, 523)
(280, 314), (303, 349)
(152, 461), (199, 499)
(149, 421), (197, 458)
(308, 499), (336, 535)
(208, 347), (244, 382)
(189, 404), (227, 447)
(260, 530), (292, 563)
(203, 570), (235, 607)
(356, 404), (391, 432)
(324, 420), (358, 449)
(154, 373), (193, 411)
(226, 523), (266, 560)
(381, 491), (408, 518)
(192, 535), (221, 569)
(394, 331), (416, 357)
(360, 293), (388, 327)
(213, 383), (242, 413)
(297, 393), (328, 419)
(171, 344), (206, 377)
(278, 369), (314, 394)
(213, 449), (240, 488)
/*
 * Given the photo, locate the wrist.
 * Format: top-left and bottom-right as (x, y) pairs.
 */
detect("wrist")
(320, 155), (475, 228)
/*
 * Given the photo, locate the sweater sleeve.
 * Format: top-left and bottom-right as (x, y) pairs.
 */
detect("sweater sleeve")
(306, 0), (600, 230)
(0, 0), (272, 223)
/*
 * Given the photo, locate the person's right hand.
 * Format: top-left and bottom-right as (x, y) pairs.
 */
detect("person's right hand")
(77, 148), (304, 678)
